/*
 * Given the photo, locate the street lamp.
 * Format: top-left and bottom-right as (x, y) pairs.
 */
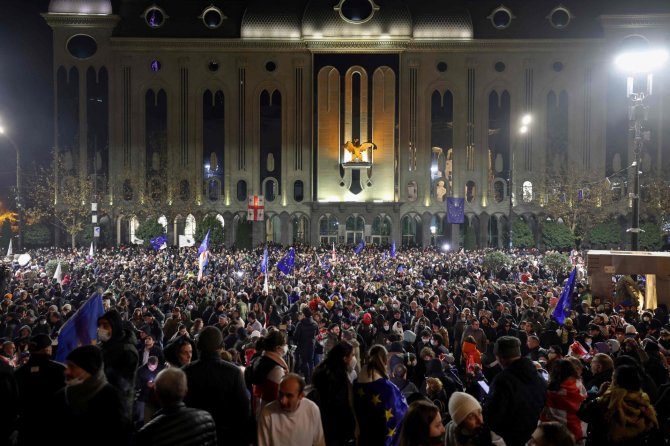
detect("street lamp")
(615, 41), (668, 250)
(0, 123), (22, 252)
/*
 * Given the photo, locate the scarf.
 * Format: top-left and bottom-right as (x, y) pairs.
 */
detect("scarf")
(65, 370), (108, 413)
(601, 385), (658, 442)
(263, 350), (289, 371)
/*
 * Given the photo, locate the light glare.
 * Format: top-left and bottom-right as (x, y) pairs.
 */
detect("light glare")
(615, 49), (669, 74)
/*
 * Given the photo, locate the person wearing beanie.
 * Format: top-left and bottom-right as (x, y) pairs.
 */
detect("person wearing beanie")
(483, 336), (547, 446)
(445, 392), (504, 446)
(183, 326), (252, 446)
(14, 334), (65, 446)
(50, 345), (131, 446)
(97, 309), (139, 419)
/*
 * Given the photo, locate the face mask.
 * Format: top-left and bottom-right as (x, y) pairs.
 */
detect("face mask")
(281, 345), (289, 356)
(422, 337), (430, 344)
(348, 356), (357, 372)
(65, 377), (85, 387)
(431, 340), (438, 346)
(97, 328), (111, 342)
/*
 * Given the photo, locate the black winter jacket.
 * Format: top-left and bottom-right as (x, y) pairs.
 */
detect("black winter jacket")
(483, 357), (547, 446)
(133, 402), (217, 446)
(182, 351), (252, 446)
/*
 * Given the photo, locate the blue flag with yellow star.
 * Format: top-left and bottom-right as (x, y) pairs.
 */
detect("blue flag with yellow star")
(353, 378), (408, 446)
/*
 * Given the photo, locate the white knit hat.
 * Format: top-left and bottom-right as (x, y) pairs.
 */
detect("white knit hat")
(448, 392), (481, 426)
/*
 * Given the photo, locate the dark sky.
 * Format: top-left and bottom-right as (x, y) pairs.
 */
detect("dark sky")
(0, 0), (52, 211)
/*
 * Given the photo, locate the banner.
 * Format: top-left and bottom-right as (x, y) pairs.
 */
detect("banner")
(447, 197), (465, 224)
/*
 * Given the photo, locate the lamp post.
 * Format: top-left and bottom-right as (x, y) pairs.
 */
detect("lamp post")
(614, 43), (668, 250)
(0, 124), (22, 252)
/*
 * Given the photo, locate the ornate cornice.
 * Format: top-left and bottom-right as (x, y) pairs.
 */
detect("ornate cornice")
(599, 14), (670, 29)
(42, 13), (120, 28)
(109, 37), (604, 54)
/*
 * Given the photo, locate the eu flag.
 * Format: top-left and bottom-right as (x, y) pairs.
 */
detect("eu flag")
(150, 234), (167, 251)
(354, 239), (366, 255)
(277, 248), (295, 275)
(352, 378), (408, 446)
(198, 229), (211, 256)
(390, 240), (396, 258)
(198, 229), (211, 281)
(55, 293), (105, 362)
(447, 197), (465, 224)
(553, 268), (577, 325)
(260, 247), (268, 274)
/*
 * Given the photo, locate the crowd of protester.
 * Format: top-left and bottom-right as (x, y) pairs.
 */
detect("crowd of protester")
(0, 243), (668, 446)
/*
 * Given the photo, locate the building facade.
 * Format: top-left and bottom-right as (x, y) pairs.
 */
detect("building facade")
(43, 0), (670, 248)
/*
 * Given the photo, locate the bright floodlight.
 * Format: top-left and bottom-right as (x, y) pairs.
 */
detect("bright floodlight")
(442, 243), (450, 251)
(519, 126), (528, 134)
(236, 270), (243, 278)
(521, 114), (532, 125)
(430, 225), (437, 235)
(0, 126), (4, 134)
(615, 48), (669, 74)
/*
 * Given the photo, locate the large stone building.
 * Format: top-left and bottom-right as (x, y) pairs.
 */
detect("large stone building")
(43, 0), (670, 248)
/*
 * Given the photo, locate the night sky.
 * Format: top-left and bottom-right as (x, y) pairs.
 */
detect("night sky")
(0, 0), (52, 211)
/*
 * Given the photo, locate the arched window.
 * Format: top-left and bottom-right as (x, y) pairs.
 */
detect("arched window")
(207, 179), (220, 201)
(294, 180), (304, 202)
(345, 215), (365, 245)
(264, 178), (277, 202)
(266, 215), (281, 243)
(130, 216), (141, 244)
(185, 214), (196, 239)
(430, 215), (445, 246)
(372, 215), (392, 246)
(237, 180), (247, 202)
(319, 215), (339, 245)
(522, 181), (533, 203)
(465, 181), (476, 203)
(292, 215), (309, 244)
(401, 215), (418, 247)
(179, 180), (190, 201)
(407, 181), (418, 202)
(493, 179), (505, 203)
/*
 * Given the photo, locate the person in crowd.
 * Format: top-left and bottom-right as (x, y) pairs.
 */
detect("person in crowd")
(14, 334), (65, 446)
(248, 330), (289, 417)
(133, 367), (217, 446)
(51, 345), (131, 446)
(135, 355), (165, 426)
(540, 359), (587, 443)
(484, 336), (547, 446)
(97, 308), (139, 419)
(446, 391), (505, 446)
(528, 422), (576, 446)
(577, 364), (659, 445)
(257, 373), (325, 446)
(293, 308), (319, 382)
(397, 400), (445, 446)
(390, 362), (420, 400)
(140, 333), (164, 365)
(163, 334), (196, 367)
(311, 341), (357, 446)
(352, 344), (408, 446)
(585, 353), (613, 395)
(183, 326), (252, 446)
